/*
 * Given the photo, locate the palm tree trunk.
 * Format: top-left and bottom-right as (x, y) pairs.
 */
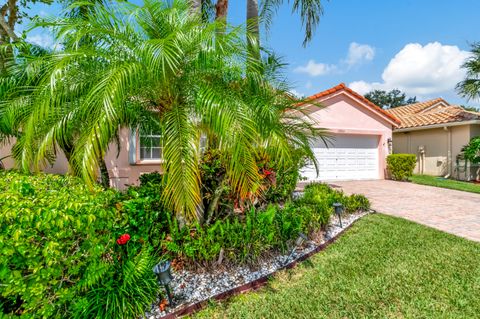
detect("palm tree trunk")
(99, 158), (110, 189)
(189, 0), (201, 17)
(205, 178), (226, 225)
(214, 0), (228, 35)
(215, 0), (228, 20)
(246, 0), (260, 63)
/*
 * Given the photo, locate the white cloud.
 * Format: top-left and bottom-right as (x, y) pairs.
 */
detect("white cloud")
(295, 42), (375, 77)
(349, 81), (378, 95)
(294, 60), (336, 77)
(289, 89), (305, 98)
(345, 42), (375, 67)
(349, 42), (471, 96)
(27, 33), (54, 49)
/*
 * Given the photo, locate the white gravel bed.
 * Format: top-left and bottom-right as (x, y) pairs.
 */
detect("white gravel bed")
(144, 211), (369, 318)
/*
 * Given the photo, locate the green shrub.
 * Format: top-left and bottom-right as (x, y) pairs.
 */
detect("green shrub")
(345, 194), (371, 212)
(387, 154), (417, 181)
(121, 173), (170, 249)
(161, 183), (369, 265)
(0, 171), (159, 319)
(71, 246), (159, 319)
(162, 201), (332, 265)
(301, 182), (370, 213)
(462, 137), (480, 164)
(264, 149), (307, 203)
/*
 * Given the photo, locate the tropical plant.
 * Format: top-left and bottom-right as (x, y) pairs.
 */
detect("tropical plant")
(258, 0), (324, 46)
(1, 0), (323, 222)
(457, 42), (480, 101)
(461, 136), (480, 180)
(212, 0), (325, 48)
(162, 182), (369, 265)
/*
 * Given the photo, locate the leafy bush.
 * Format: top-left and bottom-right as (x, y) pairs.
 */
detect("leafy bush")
(387, 154), (417, 181)
(0, 171), (159, 319)
(71, 246), (159, 319)
(162, 203), (327, 265)
(264, 149), (307, 203)
(198, 149), (294, 222)
(345, 194), (371, 212)
(161, 183), (369, 265)
(301, 182), (370, 213)
(120, 172), (170, 249)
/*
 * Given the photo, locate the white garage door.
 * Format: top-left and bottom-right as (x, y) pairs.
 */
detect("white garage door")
(301, 134), (379, 181)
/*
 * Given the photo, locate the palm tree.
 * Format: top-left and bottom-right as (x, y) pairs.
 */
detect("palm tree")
(2, 0), (323, 222)
(210, 0), (324, 50)
(457, 43), (480, 101)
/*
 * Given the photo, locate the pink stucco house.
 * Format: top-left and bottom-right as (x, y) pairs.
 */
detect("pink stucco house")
(298, 83), (400, 181)
(0, 83), (400, 188)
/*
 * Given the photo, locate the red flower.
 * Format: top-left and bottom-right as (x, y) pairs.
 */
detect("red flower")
(116, 234), (131, 245)
(264, 169), (272, 176)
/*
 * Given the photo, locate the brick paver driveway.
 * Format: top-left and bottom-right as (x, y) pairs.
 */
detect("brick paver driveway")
(332, 180), (480, 242)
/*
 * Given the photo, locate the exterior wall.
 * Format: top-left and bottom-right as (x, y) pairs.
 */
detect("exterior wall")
(105, 128), (162, 190)
(302, 92), (394, 179)
(393, 128), (448, 176)
(392, 124), (473, 178)
(0, 139), (15, 169)
(470, 124), (480, 138)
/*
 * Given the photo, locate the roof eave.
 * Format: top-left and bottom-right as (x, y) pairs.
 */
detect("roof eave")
(393, 120), (480, 133)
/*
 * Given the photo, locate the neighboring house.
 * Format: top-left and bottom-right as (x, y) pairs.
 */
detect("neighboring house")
(0, 83), (401, 187)
(298, 83), (400, 181)
(385, 98), (480, 179)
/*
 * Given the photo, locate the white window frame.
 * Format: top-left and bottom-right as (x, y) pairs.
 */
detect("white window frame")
(136, 130), (164, 164)
(131, 129), (208, 165)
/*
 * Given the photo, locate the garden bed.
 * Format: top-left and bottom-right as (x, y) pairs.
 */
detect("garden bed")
(144, 211), (370, 319)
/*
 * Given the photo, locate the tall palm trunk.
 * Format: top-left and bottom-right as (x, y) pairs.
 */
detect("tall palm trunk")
(214, 0), (228, 36)
(246, 0), (260, 63)
(215, 0), (228, 20)
(189, 0), (201, 17)
(99, 158), (110, 189)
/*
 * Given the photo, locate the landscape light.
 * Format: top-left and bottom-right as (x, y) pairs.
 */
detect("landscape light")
(333, 202), (344, 228)
(153, 261), (174, 306)
(284, 232), (308, 265)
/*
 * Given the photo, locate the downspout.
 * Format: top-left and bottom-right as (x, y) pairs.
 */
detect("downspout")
(444, 126), (452, 178)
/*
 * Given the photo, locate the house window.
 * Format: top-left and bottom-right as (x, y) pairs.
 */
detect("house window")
(139, 133), (163, 160)
(137, 131), (207, 162)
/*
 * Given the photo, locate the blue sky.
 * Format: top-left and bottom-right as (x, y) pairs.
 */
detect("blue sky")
(24, 0), (480, 106)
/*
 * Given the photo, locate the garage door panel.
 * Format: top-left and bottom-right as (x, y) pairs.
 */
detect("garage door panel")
(301, 134), (379, 181)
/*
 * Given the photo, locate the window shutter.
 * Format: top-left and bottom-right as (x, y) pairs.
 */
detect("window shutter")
(128, 129), (137, 164)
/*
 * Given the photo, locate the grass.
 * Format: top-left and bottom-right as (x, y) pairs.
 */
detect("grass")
(410, 174), (480, 194)
(193, 214), (480, 319)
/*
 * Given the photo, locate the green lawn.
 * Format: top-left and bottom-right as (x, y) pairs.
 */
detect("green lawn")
(194, 214), (480, 319)
(410, 174), (480, 194)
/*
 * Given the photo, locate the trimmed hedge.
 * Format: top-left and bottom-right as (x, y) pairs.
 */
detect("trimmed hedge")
(387, 154), (417, 181)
